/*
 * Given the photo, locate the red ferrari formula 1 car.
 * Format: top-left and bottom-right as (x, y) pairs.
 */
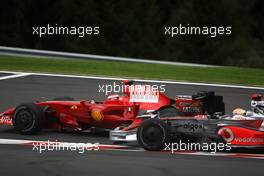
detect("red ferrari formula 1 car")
(0, 98), (139, 134)
(0, 80), (224, 135)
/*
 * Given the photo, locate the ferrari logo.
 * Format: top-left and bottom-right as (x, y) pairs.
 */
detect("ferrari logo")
(91, 110), (104, 121)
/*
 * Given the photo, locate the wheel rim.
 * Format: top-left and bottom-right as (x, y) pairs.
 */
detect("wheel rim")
(15, 109), (34, 129)
(141, 125), (164, 145)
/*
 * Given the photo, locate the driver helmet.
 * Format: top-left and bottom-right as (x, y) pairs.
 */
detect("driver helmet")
(232, 108), (246, 116)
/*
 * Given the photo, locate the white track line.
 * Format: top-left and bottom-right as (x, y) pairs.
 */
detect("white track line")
(171, 151), (264, 159)
(0, 46), (218, 68)
(0, 138), (263, 159)
(0, 73), (31, 80)
(0, 138), (143, 152)
(0, 70), (263, 90)
(0, 138), (140, 150)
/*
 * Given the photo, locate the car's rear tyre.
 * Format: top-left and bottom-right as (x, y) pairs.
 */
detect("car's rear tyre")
(137, 118), (169, 151)
(13, 103), (45, 134)
(52, 96), (75, 101)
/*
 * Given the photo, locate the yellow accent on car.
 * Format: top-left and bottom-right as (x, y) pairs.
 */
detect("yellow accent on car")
(70, 105), (78, 110)
(91, 110), (104, 121)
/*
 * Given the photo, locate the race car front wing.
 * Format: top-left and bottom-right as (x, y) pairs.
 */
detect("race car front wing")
(110, 129), (137, 142)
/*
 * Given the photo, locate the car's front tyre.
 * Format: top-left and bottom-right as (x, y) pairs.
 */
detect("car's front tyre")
(13, 103), (45, 134)
(137, 118), (169, 151)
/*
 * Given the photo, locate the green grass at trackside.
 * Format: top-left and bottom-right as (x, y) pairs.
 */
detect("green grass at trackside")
(0, 55), (263, 86)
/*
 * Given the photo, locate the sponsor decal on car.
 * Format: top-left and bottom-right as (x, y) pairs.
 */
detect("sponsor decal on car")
(234, 137), (264, 143)
(183, 122), (203, 132)
(183, 107), (201, 113)
(179, 101), (203, 107)
(129, 85), (159, 103)
(0, 115), (12, 125)
(91, 110), (104, 121)
(218, 127), (234, 143)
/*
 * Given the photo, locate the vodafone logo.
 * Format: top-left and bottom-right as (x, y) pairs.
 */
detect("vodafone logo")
(218, 127), (234, 143)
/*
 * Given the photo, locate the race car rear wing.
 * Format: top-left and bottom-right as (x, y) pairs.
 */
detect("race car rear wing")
(176, 91), (225, 116)
(251, 94), (264, 114)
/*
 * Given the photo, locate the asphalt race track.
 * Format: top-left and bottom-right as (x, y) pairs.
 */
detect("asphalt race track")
(0, 72), (264, 176)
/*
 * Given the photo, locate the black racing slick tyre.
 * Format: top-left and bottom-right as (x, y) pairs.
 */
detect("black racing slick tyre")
(52, 96), (75, 101)
(13, 103), (45, 134)
(137, 118), (169, 151)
